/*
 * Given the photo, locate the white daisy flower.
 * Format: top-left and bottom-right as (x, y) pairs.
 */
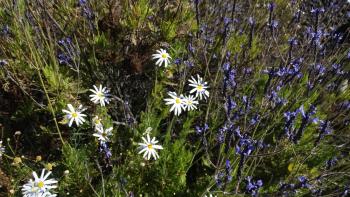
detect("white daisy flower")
(164, 92), (185, 116)
(89, 85), (111, 106)
(22, 186), (56, 197)
(188, 74), (209, 100)
(138, 134), (163, 160)
(93, 126), (113, 142)
(92, 115), (103, 129)
(21, 169), (58, 197)
(62, 104), (87, 127)
(152, 48), (171, 67)
(183, 95), (199, 111)
(0, 140), (5, 158)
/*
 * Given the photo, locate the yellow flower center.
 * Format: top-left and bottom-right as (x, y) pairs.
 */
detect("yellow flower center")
(161, 53), (167, 59)
(197, 85), (203, 91)
(37, 181), (44, 188)
(72, 112), (78, 118)
(94, 119), (100, 125)
(175, 98), (181, 104)
(97, 92), (104, 98)
(13, 157), (22, 164)
(188, 100), (192, 105)
(147, 144), (153, 149)
(102, 132), (107, 137)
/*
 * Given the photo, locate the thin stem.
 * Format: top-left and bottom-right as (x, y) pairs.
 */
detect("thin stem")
(37, 69), (65, 145)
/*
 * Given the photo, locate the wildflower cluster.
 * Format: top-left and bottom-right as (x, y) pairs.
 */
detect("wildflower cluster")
(153, 49), (208, 115)
(164, 74), (209, 116)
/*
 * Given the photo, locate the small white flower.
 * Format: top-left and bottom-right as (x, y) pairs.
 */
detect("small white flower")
(183, 95), (199, 111)
(92, 115), (103, 129)
(152, 48), (171, 67)
(93, 126), (113, 142)
(188, 74), (209, 100)
(0, 140), (5, 158)
(62, 104), (87, 127)
(164, 92), (185, 116)
(21, 169), (58, 197)
(89, 85), (111, 106)
(22, 189), (56, 197)
(138, 134), (163, 160)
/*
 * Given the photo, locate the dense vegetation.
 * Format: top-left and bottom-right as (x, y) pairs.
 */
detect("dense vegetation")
(0, 0), (349, 196)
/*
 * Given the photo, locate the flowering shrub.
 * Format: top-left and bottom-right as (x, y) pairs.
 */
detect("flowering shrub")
(0, 0), (349, 196)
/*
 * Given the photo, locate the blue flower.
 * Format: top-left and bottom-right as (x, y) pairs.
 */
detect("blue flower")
(225, 96), (237, 117)
(248, 17), (255, 25)
(225, 159), (232, 182)
(271, 20), (279, 29)
(288, 37), (298, 46)
(267, 90), (287, 106)
(184, 60), (194, 68)
(311, 7), (325, 14)
(246, 176), (263, 196)
(194, 0), (201, 5)
(319, 120), (332, 135)
(326, 157), (337, 169)
(250, 115), (259, 125)
(99, 141), (112, 160)
(235, 135), (255, 156)
(315, 120), (333, 145)
(1, 25), (10, 36)
(78, 0), (87, 6)
(83, 7), (94, 20)
(284, 111), (297, 122)
(332, 64), (344, 75)
(57, 37), (80, 68)
(224, 17), (231, 26)
(57, 53), (71, 65)
(217, 127), (226, 143)
(298, 176), (311, 189)
(283, 110), (298, 140)
(58, 37), (72, 46)
(244, 68), (253, 75)
(279, 182), (295, 194)
(315, 64), (326, 76)
(188, 43), (195, 53)
(195, 124), (209, 135)
(174, 58), (182, 65)
(298, 105), (317, 122)
(267, 2), (276, 12)
(223, 62), (230, 71)
(215, 172), (225, 188)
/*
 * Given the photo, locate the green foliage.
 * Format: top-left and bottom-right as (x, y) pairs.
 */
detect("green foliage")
(60, 145), (98, 196)
(158, 139), (193, 195)
(120, 0), (153, 31)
